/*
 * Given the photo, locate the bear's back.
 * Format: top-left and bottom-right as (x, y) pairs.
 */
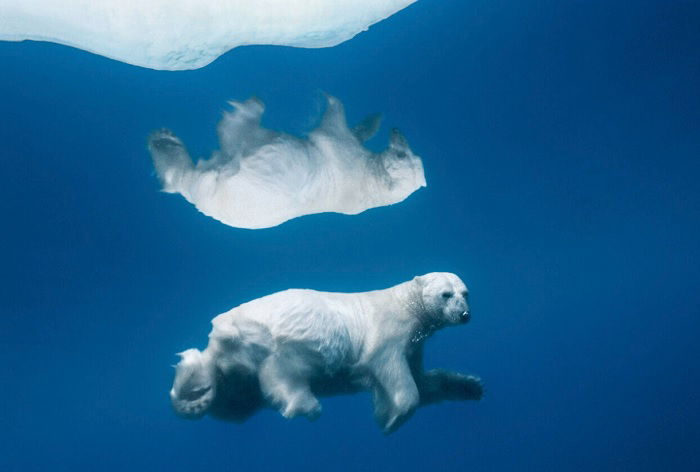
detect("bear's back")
(235, 289), (363, 369)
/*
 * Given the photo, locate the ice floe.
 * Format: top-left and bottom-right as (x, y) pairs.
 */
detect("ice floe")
(0, 0), (418, 70)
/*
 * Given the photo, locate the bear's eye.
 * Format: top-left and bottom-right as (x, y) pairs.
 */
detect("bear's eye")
(461, 290), (468, 299)
(396, 150), (407, 158)
(441, 291), (453, 299)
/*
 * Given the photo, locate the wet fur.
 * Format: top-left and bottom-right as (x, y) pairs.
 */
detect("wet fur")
(170, 273), (483, 433)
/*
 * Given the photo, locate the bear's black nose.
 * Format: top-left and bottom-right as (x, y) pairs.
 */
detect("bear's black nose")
(459, 310), (470, 323)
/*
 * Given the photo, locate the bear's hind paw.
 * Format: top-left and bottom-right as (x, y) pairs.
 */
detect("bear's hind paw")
(281, 396), (322, 421)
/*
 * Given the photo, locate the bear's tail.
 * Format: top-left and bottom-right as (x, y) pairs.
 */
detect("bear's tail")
(170, 348), (216, 419)
(147, 129), (194, 193)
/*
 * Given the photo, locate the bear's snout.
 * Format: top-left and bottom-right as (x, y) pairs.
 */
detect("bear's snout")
(459, 309), (471, 323)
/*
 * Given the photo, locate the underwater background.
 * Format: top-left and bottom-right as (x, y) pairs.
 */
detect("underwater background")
(1, 0), (699, 470)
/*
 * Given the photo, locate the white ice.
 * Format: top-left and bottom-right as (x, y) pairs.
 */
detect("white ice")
(0, 0), (418, 70)
(148, 95), (426, 229)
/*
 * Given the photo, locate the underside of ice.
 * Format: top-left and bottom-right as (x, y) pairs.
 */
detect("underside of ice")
(148, 96), (426, 229)
(0, 0), (418, 70)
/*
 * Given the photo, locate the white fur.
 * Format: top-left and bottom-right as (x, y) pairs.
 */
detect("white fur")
(148, 95), (426, 229)
(170, 272), (483, 432)
(0, 0), (417, 70)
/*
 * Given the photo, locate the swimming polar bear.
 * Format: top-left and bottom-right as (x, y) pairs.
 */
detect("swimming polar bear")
(170, 272), (483, 433)
(148, 95), (426, 229)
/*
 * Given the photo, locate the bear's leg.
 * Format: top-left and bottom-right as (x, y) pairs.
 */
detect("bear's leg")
(417, 369), (484, 406)
(258, 352), (322, 420)
(370, 352), (419, 433)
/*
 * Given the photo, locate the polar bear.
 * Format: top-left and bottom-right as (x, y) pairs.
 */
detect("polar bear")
(170, 272), (483, 432)
(148, 95), (426, 229)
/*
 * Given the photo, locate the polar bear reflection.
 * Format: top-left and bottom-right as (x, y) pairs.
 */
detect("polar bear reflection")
(170, 273), (483, 433)
(148, 96), (426, 229)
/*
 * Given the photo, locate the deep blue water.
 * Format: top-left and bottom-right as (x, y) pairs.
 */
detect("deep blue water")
(1, 1), (699, 470)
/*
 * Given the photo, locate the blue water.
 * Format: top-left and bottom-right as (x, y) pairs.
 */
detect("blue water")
(1, 1), (699, 470)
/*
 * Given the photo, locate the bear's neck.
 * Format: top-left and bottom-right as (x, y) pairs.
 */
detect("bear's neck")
(390, 281), (440, 344)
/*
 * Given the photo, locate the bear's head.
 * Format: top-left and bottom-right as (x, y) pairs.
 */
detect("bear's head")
(381, 129), (426, 193)
(170, 348), (217, 419)
(415, 272), (470, 326)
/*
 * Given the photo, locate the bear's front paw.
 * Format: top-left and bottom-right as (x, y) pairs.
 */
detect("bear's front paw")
(460, 375), (484, 401)
(149, 129), (183, 152)
(381, 393), (418, 434)
(382, 408), (414, 434)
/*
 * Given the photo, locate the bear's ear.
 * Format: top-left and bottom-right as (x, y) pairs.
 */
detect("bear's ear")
(413, 275), (426, 287)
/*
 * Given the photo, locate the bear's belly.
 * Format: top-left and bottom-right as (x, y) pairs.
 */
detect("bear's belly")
(309, 367), (369, 397)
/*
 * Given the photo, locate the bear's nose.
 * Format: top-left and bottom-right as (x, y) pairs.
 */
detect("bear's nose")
(459, 310), (470, 323)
